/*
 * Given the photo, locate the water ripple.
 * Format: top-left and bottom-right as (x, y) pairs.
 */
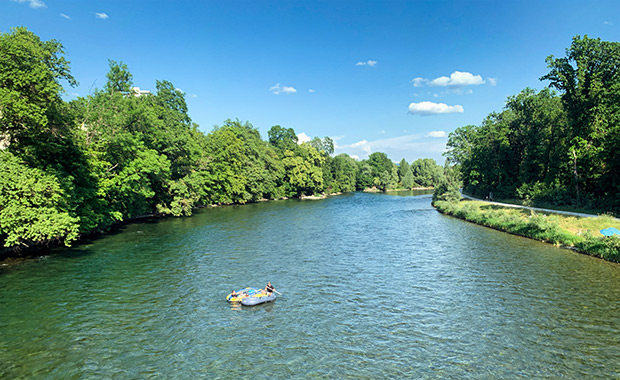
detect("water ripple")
(1, 193), (619, 379)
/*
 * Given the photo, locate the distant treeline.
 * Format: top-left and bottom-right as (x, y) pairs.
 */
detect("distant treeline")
(443, 35), (620, 214)
(0, 27), (449, 250)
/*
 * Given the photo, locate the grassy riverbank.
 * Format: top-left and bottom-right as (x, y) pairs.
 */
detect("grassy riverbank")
(433, 200), (620, 262)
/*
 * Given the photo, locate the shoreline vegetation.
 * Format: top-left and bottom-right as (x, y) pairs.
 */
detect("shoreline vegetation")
(0, 27), (450, 259)
(430, 34), (620, 263)
(433, 199), (620, 263)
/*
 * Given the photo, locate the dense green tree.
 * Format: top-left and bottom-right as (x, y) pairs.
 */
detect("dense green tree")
(104, 59), (133, 94)
(324, 154), (357, 193)
(281, 143), (324, 196)
(0, 27), (77, 161)
(542, 35), (620, 207)
(268, 125), (298, 152)
(397, 159), (410, 183)
(356, 161), (374, 190)
(410, 158), (445, 188)
(0, 152), (79, 247)
(401, 168), (417, 189)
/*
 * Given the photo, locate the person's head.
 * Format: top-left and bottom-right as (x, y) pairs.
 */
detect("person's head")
(267, 282), (271, 286)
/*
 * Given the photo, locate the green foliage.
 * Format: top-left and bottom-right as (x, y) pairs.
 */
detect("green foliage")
(104, 60), (133, 94)
(281, 143), (325, 197)
(0, 27), (479, 251)
(0, 27), (77, 156)
(434, 199), (619, 261)
(268, 125), (298, 152)
(0, 152), (79, 247)
(411, 158), (445, 187)
(309, 136), (334, 156)
(432, 181), (461, 204)
(447, 36), (620, 214)
(324, 153), (357, 193)
(576, 233), (620, 262)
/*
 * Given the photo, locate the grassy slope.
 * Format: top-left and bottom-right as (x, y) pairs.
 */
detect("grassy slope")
(433, 200), (620, 262)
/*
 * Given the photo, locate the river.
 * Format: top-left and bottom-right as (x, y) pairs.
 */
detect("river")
(1, 192), (619, 379)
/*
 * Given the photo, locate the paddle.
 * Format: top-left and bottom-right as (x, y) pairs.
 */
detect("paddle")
(273, 289), (282, 295)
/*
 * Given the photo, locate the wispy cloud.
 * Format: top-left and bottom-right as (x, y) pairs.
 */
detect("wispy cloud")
(270, 83), (297, 95)
(356, 60), (378, 67)
(411, 77), (426, 87)
(427, 130), (447, 138)
(408, 101), (464, 115)
(412, 71), (486, 88)
(487, 77), (497, 86)
(60, 13), (70, 19)
(308, 89), (315, 93)
(336, 134), (448, 161)
(13, 0), (46, 9)
(95, 12), (109, 19)
(604, 21), (613, 25)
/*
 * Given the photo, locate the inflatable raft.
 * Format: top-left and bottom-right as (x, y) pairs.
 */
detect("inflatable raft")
(226, 287), (260, 302)
(241, 292), (276, 306)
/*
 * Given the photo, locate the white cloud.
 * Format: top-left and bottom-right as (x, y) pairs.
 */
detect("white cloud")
(380, 130), (386, 134)
(408, 101), (464, 115)
(308, 89), (315, 93)
(95, 12), (109, 19)
(604, 21), (613, 25)
(429, 71), (484, 87)
(356, 60), (378, 67)
(413, 71), (486, 89)
(487, 77), (497, 86)
(13, 0), (45, 8)
(270, 83), (297, 95)
(60, 13), (70, 19)
(335, 134), (449, 162)
(297, 132), (311, 144)
(411, 77), (426, 87)
(427, 130), (447, 138)
(348, 139), (372, 154)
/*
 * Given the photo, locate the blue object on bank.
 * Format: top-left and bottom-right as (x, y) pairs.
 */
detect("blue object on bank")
(599, 227), (620, 236)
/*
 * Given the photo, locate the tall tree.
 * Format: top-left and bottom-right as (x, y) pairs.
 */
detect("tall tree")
(542, 35), (620, 203)
(104, 59), (133, 94)
(0, 27), (77, 157)
(268, 125), (298, 152)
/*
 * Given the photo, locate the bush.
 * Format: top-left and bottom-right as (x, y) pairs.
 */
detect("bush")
(576, 233), (620, 262)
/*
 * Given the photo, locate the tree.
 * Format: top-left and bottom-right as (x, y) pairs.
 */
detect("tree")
(104, 59), (133, 94)
(0, 27), (77, 155)
(268, 125), (298, 152)
(325, 154), (357, 193)
(0, 151), (79, 247)
(309, 136), (334, 156)
(542, 35), (620, 205)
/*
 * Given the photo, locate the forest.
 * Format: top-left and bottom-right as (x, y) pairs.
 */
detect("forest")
(0, 27), (448, 251)
(443, 35), (620, 215)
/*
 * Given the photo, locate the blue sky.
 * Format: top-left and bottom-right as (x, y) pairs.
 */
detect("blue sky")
(2, 0), (619, 164)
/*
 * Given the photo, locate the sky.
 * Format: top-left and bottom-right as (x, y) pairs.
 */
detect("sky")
(2, 0), (619, 164)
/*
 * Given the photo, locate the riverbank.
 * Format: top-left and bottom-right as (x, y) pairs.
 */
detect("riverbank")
(0, 191), (349, 262)
(433, 199), (620, 262)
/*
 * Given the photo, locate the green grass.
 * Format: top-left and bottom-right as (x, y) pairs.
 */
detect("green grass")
(434, 199), (620, 262)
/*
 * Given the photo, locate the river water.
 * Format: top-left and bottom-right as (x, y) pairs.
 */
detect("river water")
(1, 192), (619, 379)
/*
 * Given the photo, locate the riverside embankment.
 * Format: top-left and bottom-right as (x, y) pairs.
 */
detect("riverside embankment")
(433, 199), (620, 262)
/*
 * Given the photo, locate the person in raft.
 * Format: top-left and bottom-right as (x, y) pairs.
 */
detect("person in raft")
(264, 282), (276, 295)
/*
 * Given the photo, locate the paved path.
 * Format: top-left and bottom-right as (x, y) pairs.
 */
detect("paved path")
(460, 193), (600, 218)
